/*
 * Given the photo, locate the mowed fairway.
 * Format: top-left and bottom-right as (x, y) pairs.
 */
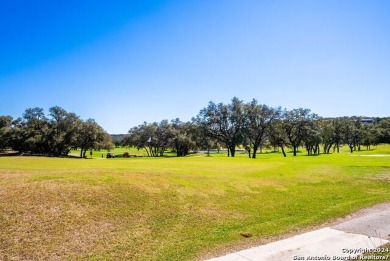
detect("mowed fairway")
(1, 146), (390, 260)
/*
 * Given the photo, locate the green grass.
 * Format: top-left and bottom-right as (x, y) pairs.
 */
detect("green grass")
(1, 145), (390, 260)
(362, 243), (390, 258)
(70, 146), (146, 158)
(70, 146), (181, 158)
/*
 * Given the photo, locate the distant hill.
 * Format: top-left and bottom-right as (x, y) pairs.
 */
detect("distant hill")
(110, 134), (126, 144)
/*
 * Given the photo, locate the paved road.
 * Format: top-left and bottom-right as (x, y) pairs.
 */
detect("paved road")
(207, 202), (390, 261)
(333, 205), (390, 239)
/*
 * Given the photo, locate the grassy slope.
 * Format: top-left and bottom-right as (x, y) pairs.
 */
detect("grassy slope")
(1, 145), (389, 260)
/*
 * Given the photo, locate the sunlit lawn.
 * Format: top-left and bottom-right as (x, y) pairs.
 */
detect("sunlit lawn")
(1, 145), (390, 260)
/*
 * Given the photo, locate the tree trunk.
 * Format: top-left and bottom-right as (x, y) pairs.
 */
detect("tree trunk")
(230, 146), (235, 157)
(293, 146), (297, 156)
(144, 147), (150, 157)
(281, 145), (287, 157)
(252, 145), (258, 159)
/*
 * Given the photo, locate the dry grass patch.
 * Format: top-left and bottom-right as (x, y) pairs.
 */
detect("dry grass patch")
(1, 180), (117, 260)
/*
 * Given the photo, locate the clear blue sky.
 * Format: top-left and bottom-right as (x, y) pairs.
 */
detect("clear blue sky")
(1, 0), (389, 133)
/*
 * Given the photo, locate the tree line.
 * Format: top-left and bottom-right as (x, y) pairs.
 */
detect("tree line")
(123, 97), (390, 158)
(1, 99), (389, 158)
(0, 106), (113, 157)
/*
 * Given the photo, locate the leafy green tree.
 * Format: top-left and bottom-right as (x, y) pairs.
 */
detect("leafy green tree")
(243, 100), (278, 158)
(46, 106), (82, 156)
(170, 119), (196, 157)
(124, 122), (156, 156)
(8, 117), (23, 152)
(360, 123), (376, 150)
(318, 119), (335, 154)
(76, 119), (112, 158)
(95, 132), (115, 152)
(267, 115), (288, 157)
(283, 108), (316, 156)
(125, 120), (174, 157)
(3, 107), (112, 157)
(21, 107), (49, 154)
(374, 118), (390, 144)
(0, 116), (13, 151)
(191, 118), (219, 156)
(332, 118), (344, 153)
(302, 122), (322, 155)
(154, 120), (175, 156)
(354, 117), (363, 151)
(196, 97), (245, 157)
(124, 124), (146, 153)
(341, 117), (360, 153)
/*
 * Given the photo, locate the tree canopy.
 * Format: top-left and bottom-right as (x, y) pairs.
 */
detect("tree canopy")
(0, 100), (389, 158)
(0, 106), (112, 157)
(121, 98), (389, 158)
